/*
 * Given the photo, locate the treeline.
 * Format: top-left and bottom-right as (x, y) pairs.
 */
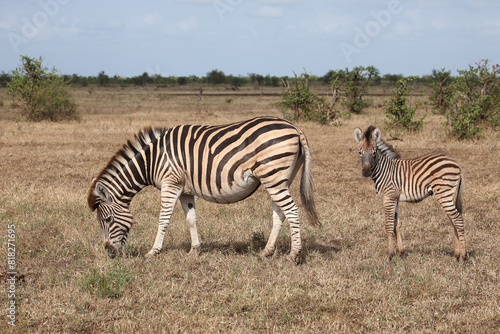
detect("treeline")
(0, 68), (449, 88)
(4, 55), (498, 140)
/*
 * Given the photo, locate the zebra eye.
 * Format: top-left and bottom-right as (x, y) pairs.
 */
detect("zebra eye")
(104, 216), (113, 224)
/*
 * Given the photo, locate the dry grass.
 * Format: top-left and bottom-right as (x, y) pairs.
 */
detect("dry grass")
(0, 86), (499, 333)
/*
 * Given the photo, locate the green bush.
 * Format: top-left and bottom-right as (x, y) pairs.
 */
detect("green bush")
(328, 66), (380, 114)
(385, 76), (425, 131)
(445, 60), (500, 139)
(429, 68), (453, 113)
(276, 71), (333, 124)
(7, 56), (79, 122)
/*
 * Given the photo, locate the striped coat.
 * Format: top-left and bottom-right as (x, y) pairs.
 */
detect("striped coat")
(354, 126), (466, 262)
(88, 116), (320, 263)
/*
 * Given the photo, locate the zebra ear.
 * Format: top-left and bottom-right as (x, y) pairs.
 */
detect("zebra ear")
(354, 128), (363, 143)
(94, 181), (113, 204)
(372, 128), (382, 142)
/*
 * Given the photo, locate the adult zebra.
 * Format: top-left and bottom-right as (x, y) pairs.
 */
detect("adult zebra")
(354, 126), (466, 262)
(88, 116), (321, 264)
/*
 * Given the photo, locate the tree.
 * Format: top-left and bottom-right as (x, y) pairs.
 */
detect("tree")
(446, 60), (500, 139)
(430, 68), (453, 112)
(206, 69), (227, 85)
(98, 70), (109, 86)
(276, 71), (333, 124)
(177, 76), (188, 85)
(0, 71), (12, 87)
(385, 76), (425, 131)
(330, 66), (380, 114)
(7, 55), (79, 122)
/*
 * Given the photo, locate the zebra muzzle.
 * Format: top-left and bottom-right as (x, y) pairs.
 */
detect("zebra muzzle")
(104, 240), (116, 257)
(362, 163), (372, 177)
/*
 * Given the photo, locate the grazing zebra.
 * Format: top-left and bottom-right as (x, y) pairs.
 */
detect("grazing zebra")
(354, 126), (466, 262)
(88, 116), (321, 264)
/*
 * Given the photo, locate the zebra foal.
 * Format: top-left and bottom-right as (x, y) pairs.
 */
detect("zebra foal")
(88, 116), (320, 264)
(354, 126), (466, 262)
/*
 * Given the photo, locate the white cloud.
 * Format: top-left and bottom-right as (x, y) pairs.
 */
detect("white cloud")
(127, 12), (162, 30)
(258, 0), (300, 4)
(430, 16), (457, 30)
(415, 0), (450, 8)
(300, 13), (353, 36)
(143, 12), (162, 26)
(0, 15), (18, 30)
(392, 21), (412, 37)
(180, 0), (214, 3)
(54, 17), (81, 36)
(253, 5), (284, 18)
(178, 17), (198, 32)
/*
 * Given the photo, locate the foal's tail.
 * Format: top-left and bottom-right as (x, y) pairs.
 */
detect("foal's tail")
(455, 175), (464, 215)
(297, 128), (321, 228)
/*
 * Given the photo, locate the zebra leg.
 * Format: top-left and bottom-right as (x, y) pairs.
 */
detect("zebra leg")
(383, 196), (398, 263)
(266, 189), (302, 264)
(435, 193), (466, 261)
(261, 202), (285, 258)
(179, 195), (201, 255)
(394, 203), (404, 257)
(145, 183), (182, 259)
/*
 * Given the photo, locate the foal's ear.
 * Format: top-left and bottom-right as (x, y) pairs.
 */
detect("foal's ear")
(372, 128), (382, 142)
(354, 128), (363, 143)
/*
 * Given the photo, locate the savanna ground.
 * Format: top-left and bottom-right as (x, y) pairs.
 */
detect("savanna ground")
(0, 85), (499, 333)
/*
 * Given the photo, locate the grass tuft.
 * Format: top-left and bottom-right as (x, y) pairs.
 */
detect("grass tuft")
(80, 262), (134, 299)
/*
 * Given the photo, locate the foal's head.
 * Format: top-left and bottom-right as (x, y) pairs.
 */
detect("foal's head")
(354, 126), (381, 177)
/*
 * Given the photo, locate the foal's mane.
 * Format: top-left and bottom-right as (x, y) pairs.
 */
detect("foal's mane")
(364, 126), (401, 160)
(87, 127), (167, 210)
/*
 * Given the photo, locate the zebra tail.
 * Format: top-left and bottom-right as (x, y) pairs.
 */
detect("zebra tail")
(455, 175), (464, 215)
(298, 131), (321, 228)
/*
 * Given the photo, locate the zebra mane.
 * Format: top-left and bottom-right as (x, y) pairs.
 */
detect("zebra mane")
(363, 125), (401, 160)
(87, 127), (167, 210)
(363, 125), (377, 142)
(376, 138), (401, 159)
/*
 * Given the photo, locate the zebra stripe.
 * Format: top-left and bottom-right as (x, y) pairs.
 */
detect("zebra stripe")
(354, 126), (466, 262)
(88, 116), (320, 263)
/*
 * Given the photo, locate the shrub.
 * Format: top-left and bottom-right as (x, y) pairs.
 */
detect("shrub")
(276, 71), (333, 124)
(7, 56), (79, 122)
(385, 76), (425, 131)
(446, 60), (500, 139)
(97, 70), (110, 86)
(0, 71), (11, 87)
(206, 69), (227, 85)
(328, 66), (380, 114)
(429, 68), (453, 113)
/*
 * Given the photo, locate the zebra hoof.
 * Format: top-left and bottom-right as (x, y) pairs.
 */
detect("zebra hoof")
(259, 248), (274, 259)
(188, 246), (201, 256)
(288, 254), (303, 265)
(144, 251), (158, 261)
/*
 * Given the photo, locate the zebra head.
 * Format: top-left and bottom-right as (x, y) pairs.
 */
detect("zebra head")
(354, 126), (381, 177)
(89, 181), (133, 257)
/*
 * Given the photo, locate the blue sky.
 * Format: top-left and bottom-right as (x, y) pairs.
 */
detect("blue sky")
(1, 0), (499, 78)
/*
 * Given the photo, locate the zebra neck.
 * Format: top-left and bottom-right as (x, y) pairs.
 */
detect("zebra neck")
(371, 151), (393, 193)
(99, 175), (146, 207)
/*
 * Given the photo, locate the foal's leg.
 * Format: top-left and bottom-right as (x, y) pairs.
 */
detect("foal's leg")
(394, 203), (404, 257)
(382, 196), (399, 263)
(435, 190), (466, 261)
